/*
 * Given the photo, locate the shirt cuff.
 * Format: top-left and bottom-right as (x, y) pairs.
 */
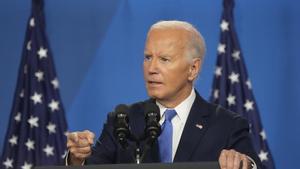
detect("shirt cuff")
(65, 150), (85, 166)
(247, 156), (257, 169)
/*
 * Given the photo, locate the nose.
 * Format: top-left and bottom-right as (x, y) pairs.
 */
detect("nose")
(146, 57), (159, 74)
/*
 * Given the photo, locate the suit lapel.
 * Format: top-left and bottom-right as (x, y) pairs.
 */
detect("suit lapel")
(174, 92), (211, 162)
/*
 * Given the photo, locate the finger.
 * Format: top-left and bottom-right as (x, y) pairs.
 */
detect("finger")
(67, 138), (90, 148)
(69, 146), (92, 155)
(67, 132), (79, 143)
(219, 150), (228, 169)
(241, 155), (249, 169)
(84, 130), (95, 144)
(77, 130), (95, 145)
(226, 149), (235, 169)
(233, 151), (241, 169)
(70, 151), (92, 160)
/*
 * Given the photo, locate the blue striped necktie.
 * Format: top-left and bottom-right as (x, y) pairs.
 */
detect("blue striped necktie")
(158, 109), (177, 163)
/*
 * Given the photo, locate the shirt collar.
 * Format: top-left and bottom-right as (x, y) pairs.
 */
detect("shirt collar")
(156, 88), (196, 122)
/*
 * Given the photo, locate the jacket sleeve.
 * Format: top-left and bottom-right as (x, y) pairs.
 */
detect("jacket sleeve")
(85, 112), (118, 164)
(226, 115), (263, 169)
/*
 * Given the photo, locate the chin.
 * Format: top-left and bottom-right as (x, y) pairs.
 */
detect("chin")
(147, 90), (163, 99)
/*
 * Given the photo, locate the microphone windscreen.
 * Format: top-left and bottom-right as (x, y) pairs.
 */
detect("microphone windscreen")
(144, 102), (159, 115)
(115, 104), (129, 114)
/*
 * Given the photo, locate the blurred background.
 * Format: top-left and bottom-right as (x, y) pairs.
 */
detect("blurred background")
(0, 0), (299, 168)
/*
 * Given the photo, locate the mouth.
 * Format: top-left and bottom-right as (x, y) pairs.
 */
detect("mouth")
(147, 81), (163, 87)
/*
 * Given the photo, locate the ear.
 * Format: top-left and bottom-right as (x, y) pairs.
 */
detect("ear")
(188, 58), (201, 81)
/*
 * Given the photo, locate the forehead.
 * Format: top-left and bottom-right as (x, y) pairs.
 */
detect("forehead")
(145, 28), (188, 51)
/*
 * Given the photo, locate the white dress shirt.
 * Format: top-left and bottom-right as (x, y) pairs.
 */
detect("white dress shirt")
(156, 88), (196, 161)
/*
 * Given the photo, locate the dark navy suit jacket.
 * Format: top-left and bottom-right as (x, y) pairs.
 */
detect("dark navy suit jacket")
(86, 91), (262, 168)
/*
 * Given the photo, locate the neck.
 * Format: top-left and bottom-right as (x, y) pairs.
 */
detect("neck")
(157, 86), (193, 108)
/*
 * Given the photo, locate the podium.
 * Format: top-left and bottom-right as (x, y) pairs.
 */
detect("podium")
(35, 162), (220, 169)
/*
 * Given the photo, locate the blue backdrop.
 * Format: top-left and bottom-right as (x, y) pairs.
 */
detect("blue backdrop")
(0, 0), (299, 168)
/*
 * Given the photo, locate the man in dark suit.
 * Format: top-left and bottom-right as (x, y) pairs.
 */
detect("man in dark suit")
(66, 20), (262, 169)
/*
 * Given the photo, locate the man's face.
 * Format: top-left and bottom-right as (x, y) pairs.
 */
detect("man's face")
(143, 28), (198, 106)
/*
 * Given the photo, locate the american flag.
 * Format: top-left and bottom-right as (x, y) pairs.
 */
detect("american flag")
(1, 0), (68, 168)
(210, 0), (276, 168)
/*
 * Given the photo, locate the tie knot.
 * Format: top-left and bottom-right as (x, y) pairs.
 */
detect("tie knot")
(164, 109), (177, 121)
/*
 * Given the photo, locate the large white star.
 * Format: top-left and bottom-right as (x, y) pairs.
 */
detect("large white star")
(260, 130), (267, 140)
(31, 92), (42, 105)
(51, 78), (59, 89)
(9, 135), (18, 146)
(21, 161), (32, 169)
(47, 122), (56, 134)
(246, 79), (252, 89)
(43, 144), (54, 157)
(244, 99), (254, 111)
(27, 116), (39, 128)
(48, 99), (59, 112)
(258, 150), (268, 162)
(14, 112), (21, 122)
(25, 138), (35, 151)
(3, 158), (13, 169)
(37, 47), (48, 59)
(215, 66), (222, 77)
(220, 20), (229, 32)
(232, 50), (240, 61)
(228, 72), (239, 84)
(217, 43), (226, 54)
(35, 71), (44, 82)
(29, 18), (35, 27)
(213, 89), (219, 99)
(227, 94), (236, 106)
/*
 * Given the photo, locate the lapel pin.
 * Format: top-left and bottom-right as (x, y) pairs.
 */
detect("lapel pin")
(195, 124), (203, 129)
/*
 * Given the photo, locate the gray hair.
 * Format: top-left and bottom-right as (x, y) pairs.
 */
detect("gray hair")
(148, 20), (206, 62)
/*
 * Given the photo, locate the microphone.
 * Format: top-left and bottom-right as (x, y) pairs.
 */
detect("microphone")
(144, 102), (161, 142)
(113, 104), (130, 149)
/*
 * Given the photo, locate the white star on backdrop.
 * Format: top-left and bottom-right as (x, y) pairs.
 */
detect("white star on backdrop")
(35, 71), (44, 82)
(215, 66), (222, 77)
(227, 94), (236, 106)
(51, 78), (59, 89)
(246, 79), (252, 89)
(48, 99), (59, 112)
(3, 158), (13, 169)
(30, 92), (42, 105)
(21, 161), (32, 169)
(220, 20), (229, 32)
(29, 18), (35, 27)
(14, 112), (21, 122)
(47, 122), (56, 134)
(228, 72), (239, 84)
(213, 89), (219, 99)
(244, 99), (254, 111)
(37, 47), (48, 59)
(232, 50), (240, 61)
(217, 43), (226, 54)
(20, 89), (24, 98)
(25, 139), (35, 151)
(260, 130), (267, 140)
(26, 40), (31, 51)
(27, 116), (39, 128)
(258, 150), (268, 162)
(9, 135), (18, 146)
(43, 144), (54, 157)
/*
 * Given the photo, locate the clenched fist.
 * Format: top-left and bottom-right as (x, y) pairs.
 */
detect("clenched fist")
(66, 130), (95, 165)
(219, 149), (251, 169)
